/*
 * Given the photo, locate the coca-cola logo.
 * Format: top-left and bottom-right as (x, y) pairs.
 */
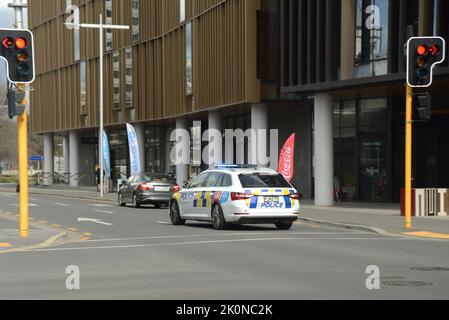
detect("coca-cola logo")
(281, 147), (293, 180)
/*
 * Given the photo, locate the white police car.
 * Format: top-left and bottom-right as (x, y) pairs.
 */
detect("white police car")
(169, 165), (302, 230)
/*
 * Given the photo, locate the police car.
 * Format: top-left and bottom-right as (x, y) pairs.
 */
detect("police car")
(169, 165), (302, 230)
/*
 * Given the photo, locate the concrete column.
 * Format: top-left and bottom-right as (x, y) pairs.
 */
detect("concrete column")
(134, 123), (146, 173)
(314, 93), (334, 207)
(175, 118), (190, 186)
(62, 134), (70, 175)
(250, 104), (269, 167)
(69, 131), (80, 188)
(207, 111), (223, 167)
(43, 133), (54, 186)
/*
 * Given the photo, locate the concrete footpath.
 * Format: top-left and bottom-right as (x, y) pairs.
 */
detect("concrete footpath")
(1, 183), (449, 240)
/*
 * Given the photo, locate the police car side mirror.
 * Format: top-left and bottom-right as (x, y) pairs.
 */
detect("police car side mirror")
(298, 194), (304, 201)
(183, 181), (190, 189)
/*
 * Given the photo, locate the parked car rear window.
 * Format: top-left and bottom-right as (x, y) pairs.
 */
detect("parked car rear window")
(239, 173), (291, 188)
(143, 174), (175, 184)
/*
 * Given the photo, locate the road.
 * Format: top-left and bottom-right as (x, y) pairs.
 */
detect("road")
(0, 191), (448, 300)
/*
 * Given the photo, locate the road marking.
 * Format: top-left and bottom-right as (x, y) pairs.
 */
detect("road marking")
(402, 231), (449, 239)
(94, 210), (115, 215)
(83, 232), (93, 237)
(78, 218), (113, 226)
(52, 224), (62, 228)
(67, 228), (79, 232)
(38, 221), (48, 224)
(156, 221), (170, 225)
(0, 243), (12, 248)
(88, 204), (113, 208)
(83, 232), (366, 243)
(27, 237), (412, 253)
(11, 203), (39, 207)
(56, 203), (71, 207)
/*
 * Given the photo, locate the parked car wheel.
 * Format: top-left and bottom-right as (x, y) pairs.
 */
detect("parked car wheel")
(132, 194), (141, 208)
(118, 193), (126, 207)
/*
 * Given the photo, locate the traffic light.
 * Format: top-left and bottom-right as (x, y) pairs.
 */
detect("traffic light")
(0, 28), (35, 84)
(7, 88), (26, 119)
(414, 93), (432, 121)
(407, 37), (446, 88)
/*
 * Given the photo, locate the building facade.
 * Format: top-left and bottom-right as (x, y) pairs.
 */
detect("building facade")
(29, 0), (449, 205)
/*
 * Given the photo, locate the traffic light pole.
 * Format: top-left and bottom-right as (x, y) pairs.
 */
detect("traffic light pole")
(9, 0), (29, 237)
(405, 85), (413, 230)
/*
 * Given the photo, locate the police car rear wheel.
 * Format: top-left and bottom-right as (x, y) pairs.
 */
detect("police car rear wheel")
(212, 205), (227, 230)
(275, 222), (293, 230)
(170, 201), (185, 225)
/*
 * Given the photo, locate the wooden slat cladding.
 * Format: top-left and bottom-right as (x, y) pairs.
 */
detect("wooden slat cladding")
(29, 0), (261, 134)
(281, 0), (341, 88)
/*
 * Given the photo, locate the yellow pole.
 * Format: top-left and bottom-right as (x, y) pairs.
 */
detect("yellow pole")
(18, 85), (29, 238)
(405, 85), (413, 230)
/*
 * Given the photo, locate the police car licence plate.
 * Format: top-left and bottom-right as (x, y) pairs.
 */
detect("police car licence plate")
(258, 196), (285, 209)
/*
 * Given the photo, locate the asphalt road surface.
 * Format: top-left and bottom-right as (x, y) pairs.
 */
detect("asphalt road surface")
(0, 191), (448, 300)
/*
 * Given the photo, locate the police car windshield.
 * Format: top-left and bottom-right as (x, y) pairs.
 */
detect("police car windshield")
(239, 173), (291, 188)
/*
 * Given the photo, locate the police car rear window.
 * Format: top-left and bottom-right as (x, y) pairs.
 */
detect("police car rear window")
(239, 174), (291, 188)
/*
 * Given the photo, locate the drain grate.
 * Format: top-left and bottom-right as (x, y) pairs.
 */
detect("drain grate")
(380, 276), (406, 280)
(411, 267), (449, 272)
(383, 280), (433, 287)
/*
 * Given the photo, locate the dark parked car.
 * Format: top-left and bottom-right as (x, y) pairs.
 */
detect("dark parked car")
(118, 173), (179, 208)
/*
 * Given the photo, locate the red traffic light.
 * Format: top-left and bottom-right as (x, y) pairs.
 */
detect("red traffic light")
(15, 37), (27, 49)
(428, 44), (440, 56)
(2, 37), (14, 49)
(417, 45), (428, 55)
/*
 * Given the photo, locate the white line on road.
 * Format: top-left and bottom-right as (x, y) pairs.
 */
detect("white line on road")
(10, 203), (39, 207)
(83, 231), (368, 243)
(88, 204), (113, 208)
(56, 203), (71, 207)
(157, 221), (170, 225)
(95, 210), (115, 215)
(26, 237), (412, 253)
(78, 218), (114, 226)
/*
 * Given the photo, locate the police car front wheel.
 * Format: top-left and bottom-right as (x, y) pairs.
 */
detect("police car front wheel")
(170, 201), (185, 225)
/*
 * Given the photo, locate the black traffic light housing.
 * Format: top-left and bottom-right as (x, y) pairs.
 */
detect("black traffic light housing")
(407, 37), (446, 88)
(414, 93), (432, 121)
(0, 28), (35, 84)
(7, 85), (26, 119)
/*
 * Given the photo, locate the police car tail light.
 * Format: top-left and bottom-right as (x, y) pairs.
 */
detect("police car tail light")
(172, 185), (180, 193)
(140, 183), (153, 191)
(231, 192), (253, 201)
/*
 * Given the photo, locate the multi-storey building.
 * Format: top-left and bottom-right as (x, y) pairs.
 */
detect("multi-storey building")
(29, 0), (449, 205)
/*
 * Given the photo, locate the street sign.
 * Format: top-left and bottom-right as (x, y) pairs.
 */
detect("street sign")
(29, 155), (44, 161)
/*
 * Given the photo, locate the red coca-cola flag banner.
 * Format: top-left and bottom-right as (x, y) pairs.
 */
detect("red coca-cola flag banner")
(278, 134), (296, 182)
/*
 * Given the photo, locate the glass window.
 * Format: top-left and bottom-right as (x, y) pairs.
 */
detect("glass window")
(355, 0), (389, 78)
(145, 127), (162, 173)
(204, 173), (222, 188)
(125, 47), (133, 109)
(190, 173), (209, 189)
(180, 0), (186, 22)
(80, 61), (87, 115)
(113, 50), (120, 110)
(131, 0), (139, 42)
(218, 174), (233, 187)
(239, 174), (291, 188)
(359, 98), (387, 129)
(185, 22), (193, 95)
(105, 0), (113, 51)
